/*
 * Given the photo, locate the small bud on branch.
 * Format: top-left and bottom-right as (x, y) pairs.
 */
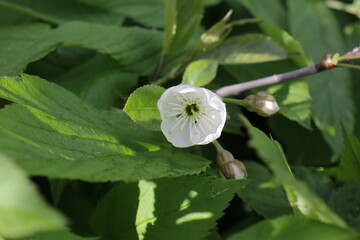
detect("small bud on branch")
(215, 46), (360, 97)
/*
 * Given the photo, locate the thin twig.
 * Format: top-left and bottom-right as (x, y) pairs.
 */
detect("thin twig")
(215, 46), (360, 97)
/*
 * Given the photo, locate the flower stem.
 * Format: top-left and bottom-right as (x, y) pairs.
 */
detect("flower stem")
(212, 140), (226, 154)
(336, 63), (360, 71)
(221, 98), (246, 106)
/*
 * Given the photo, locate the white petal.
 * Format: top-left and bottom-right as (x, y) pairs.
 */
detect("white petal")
(160, 116), (193, 148)
(261, 100), (280, 116)
(157, 84), (227, 147)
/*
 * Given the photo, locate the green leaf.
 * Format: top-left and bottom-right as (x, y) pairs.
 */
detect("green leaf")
(241, 116), (348, 228)
(78, 0), (164, 28)
(336, 126), (360, 181)
(0, 23), (57, 76)
(0, 154), (66, 239)
(0, 5), (32, 25)
(239, 0), (308, 66)
(204, 34), (288, 65)
(0, 0), (124, 25)
(0, 22), (162, 77)
(269, 115), (332, 166)
(288, 0), (355, 158)
(238, 0), (287, 30)
(227, 215), (360, 240)
(18, 230), (98, 240)
(329, 182), (360, 231)
(51, 21), (163, 76)
(166, 0), (204, 56)
(0, 74), (210, 182)
(237, 161), (292, 218)
(182, 59), (218, 87)
(91, 183), (139, 240)
(53, 55), (138, 109)
(136, 176), (246, 240)
(293, 167), (334, 202)
(124, 85), (165, 131)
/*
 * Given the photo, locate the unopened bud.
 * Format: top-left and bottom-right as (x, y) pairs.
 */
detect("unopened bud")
(244, 91), (280, 117)
(221, 160), (247, 179)
(217, 150), (247, 179)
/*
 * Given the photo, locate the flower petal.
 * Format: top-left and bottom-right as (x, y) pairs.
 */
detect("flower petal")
(157, 84), (226, 148)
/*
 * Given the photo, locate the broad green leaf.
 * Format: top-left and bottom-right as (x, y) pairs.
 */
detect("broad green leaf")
(269, 115), (332, 166)
(242, 116), (348, 228)
(19, 230), (98, 240)
(78, 0), (164, 27)
(182, 59), (218, 87)
(0, 22), (162, 77)
(204, 0), (222, 7)
(225, 61), (311, 129)
(329, 182), (360, 231)
(0, 23), (57, 76)
(0, 5), (32, 24)
(166, 0), (204, 56)
(91, 183), (139, 240)
(238, 0), (287, 30)
(51, 21), (162, 76)
(227, 216), (360, 240)
(237, 162), (292, 218)
(124, 85), (165, 131)
(0, 154), (66, 239)
(0, 0), (124, 25)
(53, 55), (138, 109)
(239, 0), (308, 66)
(293, 167), (334, 202)
(136, 176), (246, 240)
(336, 126), (360, 181)
(0, 74), (210, 182)
(205, 229), (222, 240)
(204, 34), (288, 65)
(288, 0), (355, 158)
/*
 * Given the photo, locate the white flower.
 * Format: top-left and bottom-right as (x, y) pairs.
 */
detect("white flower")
(260, 100), (280, 116)
(157, 84), (226, 148)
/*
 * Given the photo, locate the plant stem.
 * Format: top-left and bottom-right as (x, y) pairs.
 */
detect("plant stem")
(215, 46), (360, 97)
(212, 140), (226, 153)
(222, 97), (246, 106)
(152, 55), (167, 82)
(336, 63), (360, 71)
(215, 64), (320, 97)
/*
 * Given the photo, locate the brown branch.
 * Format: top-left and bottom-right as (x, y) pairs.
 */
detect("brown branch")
(215, 46), (360, 97)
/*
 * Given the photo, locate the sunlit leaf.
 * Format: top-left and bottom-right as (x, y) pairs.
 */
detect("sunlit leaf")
(0, 74), (210, 182)
(124, 85), (165, 131)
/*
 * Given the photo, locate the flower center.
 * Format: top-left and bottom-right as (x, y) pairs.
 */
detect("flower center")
(185, 103), (199, 116)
